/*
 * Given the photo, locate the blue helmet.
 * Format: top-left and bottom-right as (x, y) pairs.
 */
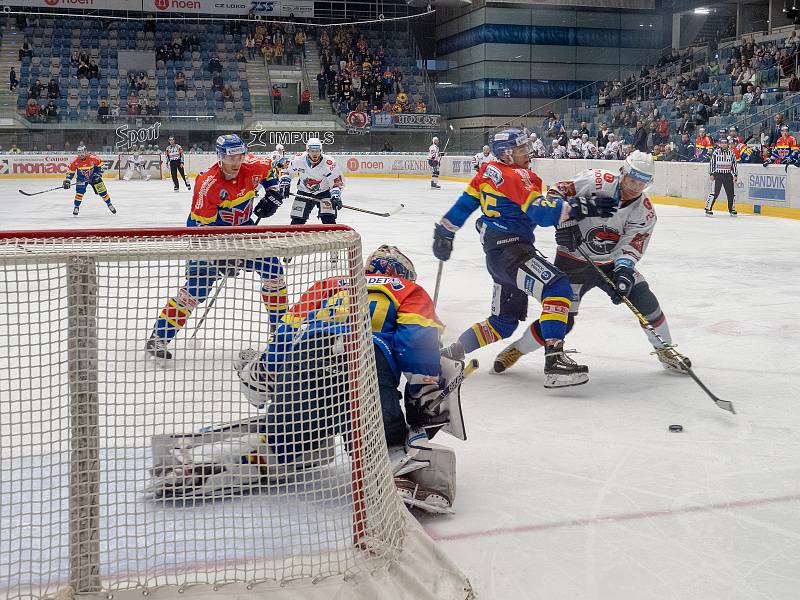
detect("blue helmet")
(365, 245), (416, 282)
(215, 134), (247, 157)
(490, 128), (531, 163)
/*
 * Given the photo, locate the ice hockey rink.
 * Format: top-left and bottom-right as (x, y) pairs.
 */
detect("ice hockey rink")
(2, 174), (800, 600)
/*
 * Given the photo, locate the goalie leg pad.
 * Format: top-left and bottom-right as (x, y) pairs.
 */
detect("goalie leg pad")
(395, 443), (456, 515)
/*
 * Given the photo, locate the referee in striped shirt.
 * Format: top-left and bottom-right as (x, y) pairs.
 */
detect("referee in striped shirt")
(705, 135), (738, 216)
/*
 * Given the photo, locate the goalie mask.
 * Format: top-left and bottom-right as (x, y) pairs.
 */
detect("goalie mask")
(365, 245), (417, 282)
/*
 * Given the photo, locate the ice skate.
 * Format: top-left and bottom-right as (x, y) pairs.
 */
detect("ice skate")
(395, 476), (453, 514)
(729, 209), (737, 216)
(704, 209), (713, 216)
(72, 207), (79, 216)
(653, 344), (691, 374)
(492, 345), (523, 374)
(145, 335), (172, 360)
(543, 340), (588, 388)
(431, 182), (441, 189)
(107, 203), (116, 214)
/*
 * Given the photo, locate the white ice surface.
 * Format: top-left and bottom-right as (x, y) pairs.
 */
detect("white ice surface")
(2, 177), (800, 599)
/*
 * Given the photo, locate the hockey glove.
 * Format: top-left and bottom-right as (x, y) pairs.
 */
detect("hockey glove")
(62, 179), (71, 190)
(555, 219), (582, 251)
(330, 188), (342, 210)
(279, 174), (292, 199)
(568, 195), (617, 220)
(610, 258), (636, 305)
(763, 159), (772, 168)
(90, 172), (102, 185)
(433, 222), (455, 262)
(253, 190), (282, 219)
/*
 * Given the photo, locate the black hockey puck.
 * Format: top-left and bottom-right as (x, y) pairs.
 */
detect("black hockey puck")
(668, 424), (684, 433)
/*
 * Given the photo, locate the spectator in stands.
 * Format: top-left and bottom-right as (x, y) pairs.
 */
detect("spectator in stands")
(789, 73), (800, 93)
(9, 143), (22, 154)
(98, 100), (109, 123)
(596, 122), (611, 148)
(19, 40), (33, 61)
(222, 84), (234, 102)
(175, 71), (187, 92)
(382, 140), (393, 152)
(598, 87), (609, 112)
(25, 99), (41, 122)
(89, 61), (100, 80)
(111, 105), (120, 120)
(633, 120), (648, 152)
(235, 48), (247, 63)
(146, 100), (160, 116)
(9, 67), (17, 92)
(170, 42), (183, 62)
(245, 33), (256, 61)
(188, 33), (200, 52)
(136, 72), (147, 90)
(298, 89), (311, 114)
(271, 85), (282, 114)
(156, 44), (169, 64)
(44, 100), (58, 123)
(578, 121), (590, 137)
(28, 79), (42, 100)
(274, 41), (285, 65)
(47, 78), (60, 100)
(209, 55), (223, 74)
(295, 29), (307, 55)
(316, 69), (327, 100)
(415, 99), (427, 113)
(212, 73), (224, 93)
(127, 95), (140, 116)
(768, 113), (785, 147)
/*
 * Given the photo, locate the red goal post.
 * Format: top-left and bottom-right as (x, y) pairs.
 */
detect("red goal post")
(0, 225), (471, 600)
(117, 153), (164, 180)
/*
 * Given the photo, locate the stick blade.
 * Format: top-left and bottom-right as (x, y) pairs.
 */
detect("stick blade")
(715, 398), (736, 414)
(18, 190), (34, 196)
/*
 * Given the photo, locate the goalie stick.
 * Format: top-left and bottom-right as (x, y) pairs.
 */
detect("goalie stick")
(427, 358), (479, 413)
(575, 246), (735, 414)
(18, 185), (64, 197)
(292, 192), (404, 218)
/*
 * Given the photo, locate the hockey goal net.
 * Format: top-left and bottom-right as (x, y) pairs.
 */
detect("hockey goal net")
(117, 153), (163, 180)
(0, 226), (470, 600)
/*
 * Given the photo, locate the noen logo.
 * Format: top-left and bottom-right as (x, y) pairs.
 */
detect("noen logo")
(45, 0), (60, 5)
(154, 0), (169, 8)
(347, 158), (359, 171)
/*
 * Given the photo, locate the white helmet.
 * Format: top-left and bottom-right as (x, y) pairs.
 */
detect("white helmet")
(432, 137), (439, 145)
(621, 150), (655, 185)
(572, 129), (579, 137)
(306, 137), (322, 151)
(581, 134), (589, 141)
(482, 145), (490, 154)
(275, 143), (284, 151)
(531, 132), (537, 139)
(608, 133), (616, 140)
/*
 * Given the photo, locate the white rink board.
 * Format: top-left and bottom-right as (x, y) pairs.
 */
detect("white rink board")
(1, 176), (800, 600)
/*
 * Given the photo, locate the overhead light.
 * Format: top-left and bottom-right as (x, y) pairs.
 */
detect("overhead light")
(514, 55), (522, 59)
(694, 7), (710, 14)
(437, 82), (453, 86)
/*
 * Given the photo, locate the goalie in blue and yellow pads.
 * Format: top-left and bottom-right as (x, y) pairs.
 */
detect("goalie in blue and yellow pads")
(147, 247), (467, 514)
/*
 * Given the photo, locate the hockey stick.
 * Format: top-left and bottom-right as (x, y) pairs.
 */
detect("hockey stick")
(428, 358), (479, 412)
(18, 185), (63, 197)
(441, 123), (455, 155)
(575, 246), (735, 414)
(188, 276), (229, 341)
(432, 260), (444, 307)
(292, 192), (404, 218)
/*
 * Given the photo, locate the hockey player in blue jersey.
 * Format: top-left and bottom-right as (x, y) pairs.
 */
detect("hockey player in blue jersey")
(432, 127), (618, 387)
(146, 247), (466, 514)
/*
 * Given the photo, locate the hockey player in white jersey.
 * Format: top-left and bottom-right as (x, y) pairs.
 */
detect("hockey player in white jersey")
(283, 137), (344, 224)
(472, 145), (495, 171)
(567, 130), (583, 159)
(270, 143), (285, 163)
(491, 151), (692, 376)
(530, 133), (547, 158)
(551, 139), (567, 159)
(428, 136), (441, 189)
(604, 133), (622, 159)
(581, 134), (598, 159)
(123, 150), (151, 181)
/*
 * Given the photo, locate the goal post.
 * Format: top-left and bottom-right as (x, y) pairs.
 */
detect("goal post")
(117, 153), (163, 180)
(0, 226), (472, 600)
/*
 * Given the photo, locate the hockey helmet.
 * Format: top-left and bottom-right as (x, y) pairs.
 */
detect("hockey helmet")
(275, 143), (285, 151)
(215, 134), (247, 157)
(482, 144), (491, 155)
(306, 137), (323, 151)
(728, 126), (738, 132)
(717, 135), (729, 144)
(168, 135), (175, 143)
(572, 129), (579, 137)
(581, 133), (589, 141)
(365, 245), (417, 282)
(608, 132), (616, 140)
(698, 127), (706, 134)
(621, 150), (655, 188)
(432, 136), (440, 145)
(781, 124), (790, 132)
(77, 144), (87, 156)
(491, 128), (531, 164)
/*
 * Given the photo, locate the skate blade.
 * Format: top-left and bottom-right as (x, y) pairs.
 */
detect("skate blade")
(544, 373), (589, 388)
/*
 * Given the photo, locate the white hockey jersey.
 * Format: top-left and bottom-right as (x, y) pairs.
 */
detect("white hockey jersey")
(552, 168), (656, 266)
(604, 141), (622, 160)
(531, 138), (547, 158)
(165, 144), (184, 162)
(567, 137), (583, 159)
(472, 151), (495, 171)
(551, 144), (567, 159)
(428, 144), (440, 162)
(288, 152), (344, 195)
(270, 149), (285, 163)
(582, 141), (598, 159)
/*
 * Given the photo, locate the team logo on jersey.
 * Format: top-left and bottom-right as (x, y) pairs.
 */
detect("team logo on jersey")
(252, 175), (261, 188)
(484, 164), (504, 187)
(585, 227), (621, 255)
(219, 189), (228, 201)
(303, 178), (322, 192)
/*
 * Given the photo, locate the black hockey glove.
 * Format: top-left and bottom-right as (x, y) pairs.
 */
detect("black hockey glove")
(253, 189), (282, 219)
(568, 195), (617, 220)
(90, 172), (102, 185)
(555, 219), (582, 251)
(610, 258), (636, 305)
(62, 179), (71, 190)
(330, 188), (342, 210)
(433, 223), (455, 262)
(763, 159), (772, 168)
(279, 175), (292, 199)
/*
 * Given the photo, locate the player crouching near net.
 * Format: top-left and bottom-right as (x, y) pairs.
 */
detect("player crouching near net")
(433, 128), (618, 388)
(146, 248), (467, 515)
(63, 145), (116, 216)
(492, 151), (691, 376)
(145, 134), (286, 360)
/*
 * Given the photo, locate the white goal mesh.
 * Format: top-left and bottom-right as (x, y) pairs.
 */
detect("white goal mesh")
(117, 154), (163, 180)
(0, 226), (470, 600)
